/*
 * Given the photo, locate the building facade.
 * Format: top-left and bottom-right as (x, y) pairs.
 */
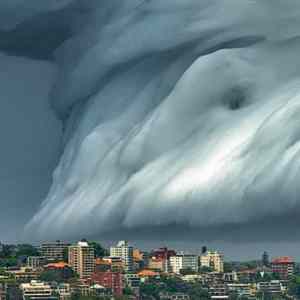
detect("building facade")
(41, 241), (70, 262)
(169, 255), (198, 274)
(27, 256), (47, 269)
(271, 257), (294, 279)
(91, 271), (124, 297)
(200, 251), (224, 273)
(0, 283), (6, 300)
(110, 241), (133, 272)
(20, 280), (57, 300)
(68, 241), (95, 279)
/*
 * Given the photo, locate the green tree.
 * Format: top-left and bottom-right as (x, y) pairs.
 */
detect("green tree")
(199, 266), (214, 273)
(39, 270), (64, 283)
(88, 242), (109, 258)
(16, 244), (40, 257)
(224, 262), (234, 273)
(188, 283), (210, 300)
(288, 275), (300, 298)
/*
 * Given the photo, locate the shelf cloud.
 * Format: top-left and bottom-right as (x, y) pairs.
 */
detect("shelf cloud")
(1, 1), (300, 242)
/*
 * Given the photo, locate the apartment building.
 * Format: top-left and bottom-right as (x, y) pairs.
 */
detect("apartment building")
(271, 257), (294, 279)
(110, 241), (133, 272)
(41, 241), (70, 262)
(200, 251), (224, 273)
(68, 241), (95, 279)
(169, 254), (198, 274)
(20, 280), (57, 300)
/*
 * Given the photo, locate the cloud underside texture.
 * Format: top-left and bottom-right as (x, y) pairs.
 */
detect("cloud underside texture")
(1, 0), (300, 241)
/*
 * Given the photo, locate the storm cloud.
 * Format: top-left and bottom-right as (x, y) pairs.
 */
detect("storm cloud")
(1, 0), (300, 242)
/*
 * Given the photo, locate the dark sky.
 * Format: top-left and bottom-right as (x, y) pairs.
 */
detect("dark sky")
(1, 1), (300, 261)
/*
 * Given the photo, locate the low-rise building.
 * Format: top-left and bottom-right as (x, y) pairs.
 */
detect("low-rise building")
(223, 272), (238, 283)
(257, 280), (283, 295)
(90, 271), (123, 297)
(27, 256), (47, 269)
(181, 274), (202, 282)
(227, 283), (256, 298)
(8, 267), (40, 282)
(89, 284), (111, 298)
(20, 280), (57, 300)
(210, 283), (229, 299)
(160, 292), (190, 300)
(55, 283), (71, 300)
(138, 269), (160, 282)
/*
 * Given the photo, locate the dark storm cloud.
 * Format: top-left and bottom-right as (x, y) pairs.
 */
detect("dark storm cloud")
(0, 1), (300, 244)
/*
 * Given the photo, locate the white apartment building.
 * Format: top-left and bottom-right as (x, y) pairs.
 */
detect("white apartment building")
(68, 241), (95, 279)
(110, 241), (133, 272)
(20, 280), (55, 300)
(169, 254), (198, 274)
(200, 251), (224, 273)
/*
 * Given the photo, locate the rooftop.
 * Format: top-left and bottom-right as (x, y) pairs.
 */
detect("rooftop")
(272, 256), (294, 264)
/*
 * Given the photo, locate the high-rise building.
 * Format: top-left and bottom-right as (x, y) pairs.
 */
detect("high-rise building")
(110, 241), (133, 272)
(262, 251), (269, 267)
(68, 241), (95, 279)
(41, 241), (70, 262)
(200, 251), (224, 273)
(169, 254), (198, 274)
(271, 257), (294, 279)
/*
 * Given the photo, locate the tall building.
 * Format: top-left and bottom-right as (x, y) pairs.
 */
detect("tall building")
(271, 257), (294, 279)
(200, 251), (224, 273)
(110, 241), (133, 272)
(68, 241), (95, 279)
(41, 241), (70, 262)
(169, 254), (198, 274)
(262, 251), (269, 267)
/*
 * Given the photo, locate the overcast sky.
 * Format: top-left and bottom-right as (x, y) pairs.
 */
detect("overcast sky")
(1, 1), (300, 259)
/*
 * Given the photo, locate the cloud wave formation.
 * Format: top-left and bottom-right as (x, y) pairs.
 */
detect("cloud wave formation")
(3, 0), (299, 240)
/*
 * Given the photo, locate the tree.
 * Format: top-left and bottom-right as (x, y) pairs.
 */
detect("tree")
(224, 262), (234, 273)
(15, 244), (40, 257)
(199, 266), (214, 273)
(88, 242), (109, 258)
(188, 283), (210, 300)
(288, 275), (300, 298)
(39, 269), (66, 283)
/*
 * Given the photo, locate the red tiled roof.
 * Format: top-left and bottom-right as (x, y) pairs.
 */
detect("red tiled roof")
(138, 270), (159, 277)
(45, 262), (69, 269)
(272, 256), (294, 264)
